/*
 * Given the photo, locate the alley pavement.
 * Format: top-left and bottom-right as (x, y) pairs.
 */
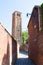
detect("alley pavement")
(15, 51), (35, 65)
(15, 58), (35, 65)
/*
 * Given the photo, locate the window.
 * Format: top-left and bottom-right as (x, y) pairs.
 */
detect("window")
(17, 13), (20, 17)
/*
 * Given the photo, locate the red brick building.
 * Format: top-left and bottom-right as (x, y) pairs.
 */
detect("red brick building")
(12, 11), (22, 57)
(0, 23), (17, 65)
(28, 6), (43, 65)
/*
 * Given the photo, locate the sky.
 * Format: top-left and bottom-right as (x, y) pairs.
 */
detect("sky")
(0, 0), (43, 34)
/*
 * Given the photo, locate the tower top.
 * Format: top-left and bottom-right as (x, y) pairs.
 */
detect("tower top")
(12, 11), (22, 15)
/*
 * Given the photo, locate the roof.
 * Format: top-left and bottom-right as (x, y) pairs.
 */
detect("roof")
(27, 5), (40, 28)
(0, 23), (17, 43)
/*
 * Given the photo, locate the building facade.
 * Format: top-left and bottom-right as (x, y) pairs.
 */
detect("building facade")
(28, 6), (43, 65)
(0, 23), (17, 65)
(12, 11), (22, 57)
(12, 11), (22, 45)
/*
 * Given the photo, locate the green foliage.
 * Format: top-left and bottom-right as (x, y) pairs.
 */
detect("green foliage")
(40, 3), (43, 8)
(22, 31), (28, 46)
(40, 3), (43, 28)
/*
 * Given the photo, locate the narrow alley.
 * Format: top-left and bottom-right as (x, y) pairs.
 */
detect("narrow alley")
(15, 51), (35, 65)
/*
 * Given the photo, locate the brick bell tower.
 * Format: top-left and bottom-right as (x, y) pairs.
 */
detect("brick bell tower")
(12, 11), (22, 57)
(12, 11), (22, 44)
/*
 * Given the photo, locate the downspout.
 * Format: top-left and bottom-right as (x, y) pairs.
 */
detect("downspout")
(38, 7), (40, 31)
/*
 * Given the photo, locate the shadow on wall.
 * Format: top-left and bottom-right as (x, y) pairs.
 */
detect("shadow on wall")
(2, 43), (10, 65)
(12, 38), (17, 65)
(2, 38), (17, 65)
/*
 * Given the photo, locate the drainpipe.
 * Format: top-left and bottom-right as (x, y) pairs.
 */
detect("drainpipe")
(38, 7), (40, 31)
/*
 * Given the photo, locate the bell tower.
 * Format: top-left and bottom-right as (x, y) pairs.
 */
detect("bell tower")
(12, 11), (22, 45)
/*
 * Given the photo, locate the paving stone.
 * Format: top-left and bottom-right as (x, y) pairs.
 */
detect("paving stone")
(15, 58), (35, 65)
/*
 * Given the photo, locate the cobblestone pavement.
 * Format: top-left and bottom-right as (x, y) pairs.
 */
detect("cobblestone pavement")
(15, 51), (35, 65)
(15, 58), (35, 65)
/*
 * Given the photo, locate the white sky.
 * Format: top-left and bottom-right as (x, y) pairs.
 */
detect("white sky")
(0, 0), (43, 34)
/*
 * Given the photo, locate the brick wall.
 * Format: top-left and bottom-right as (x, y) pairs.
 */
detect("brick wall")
(0, 24), (17, 65)
(29, 32), (43, 65)
(37, 32), (43, 65)
(12, 11), (22, 45)
(28, 6), (43, 65)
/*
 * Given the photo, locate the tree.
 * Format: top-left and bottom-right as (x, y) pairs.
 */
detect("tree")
(22, 31), (28, 46)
